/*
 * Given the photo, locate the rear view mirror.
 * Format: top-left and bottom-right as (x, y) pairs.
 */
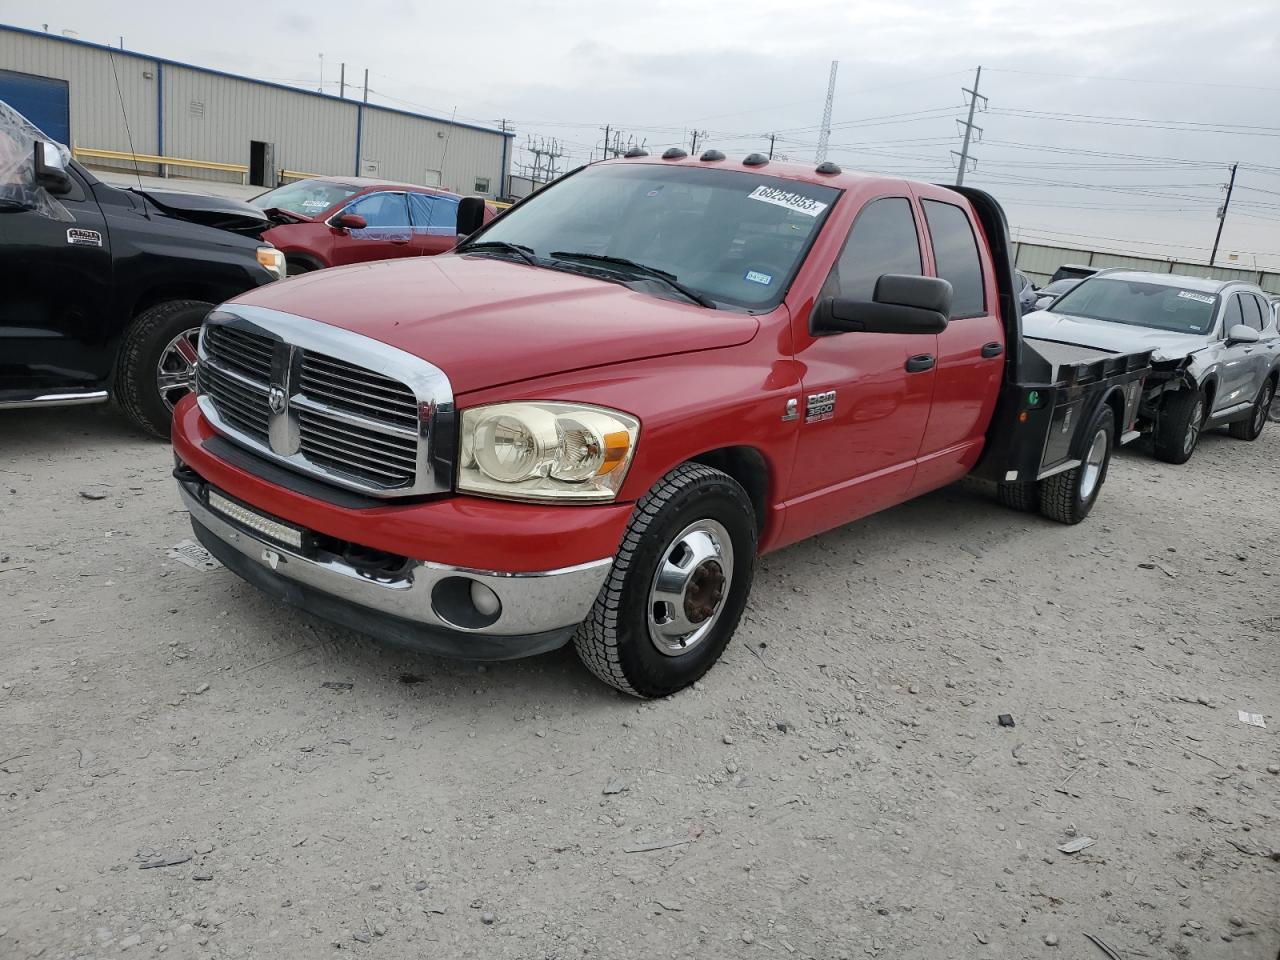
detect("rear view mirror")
(1227, 323), (1261, 345)
(33, 140), (72, 196)
(811, 274), (952, 336)
(456, 196), (487, 238)
(333, 212), (367, 231)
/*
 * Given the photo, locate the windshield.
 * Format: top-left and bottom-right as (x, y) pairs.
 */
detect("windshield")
(1040, 279), (1078, 296)
(468, 163), (840, 310)
(1049, 277), (1219, 334)
(251, 180), (360, 216)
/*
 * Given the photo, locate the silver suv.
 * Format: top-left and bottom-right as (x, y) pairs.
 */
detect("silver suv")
(1023, 270), (1279, 463)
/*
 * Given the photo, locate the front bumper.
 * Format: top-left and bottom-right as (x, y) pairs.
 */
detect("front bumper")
(176, 477), (613, 661)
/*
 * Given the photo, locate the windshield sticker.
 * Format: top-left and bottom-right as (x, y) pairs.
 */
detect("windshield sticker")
(747, 185), (828, 218)
(301, 199), (328, 210)
(1177, 290), (1214, 305)
(744, 270), (773, 285)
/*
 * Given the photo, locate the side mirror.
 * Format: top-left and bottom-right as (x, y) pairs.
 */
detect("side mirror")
(33, 140), (72, 196)
(456, 196), (487, 238)
(333, 212), (367, 231)
(1227, 323), (1261, 345)
(811, 274), (952, 336)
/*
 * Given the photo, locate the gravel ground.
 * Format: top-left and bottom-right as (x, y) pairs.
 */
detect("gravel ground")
(2, 404), (1277, 960)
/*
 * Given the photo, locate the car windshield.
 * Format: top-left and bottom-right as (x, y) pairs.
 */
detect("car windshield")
(251, 180), (360, 216)
(468, 163), (840, 310)
(1040, 279), (1078, 296)
(1049, 277), (1219, 334)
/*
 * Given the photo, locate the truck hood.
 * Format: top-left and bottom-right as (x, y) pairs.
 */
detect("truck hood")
(227, 254), (761, 394)
(132, 188), (270, 237)
(1021, 308), (1208, 362)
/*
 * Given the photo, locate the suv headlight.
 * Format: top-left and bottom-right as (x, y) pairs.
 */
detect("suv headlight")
(458, 402), (640, 502)
(256, 245), (286, 281)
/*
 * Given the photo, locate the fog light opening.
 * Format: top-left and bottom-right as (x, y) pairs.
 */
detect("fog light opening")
(431, 576), (503, 629)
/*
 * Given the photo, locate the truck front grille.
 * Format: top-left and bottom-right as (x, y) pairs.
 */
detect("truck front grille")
(196, 309), (451, 499)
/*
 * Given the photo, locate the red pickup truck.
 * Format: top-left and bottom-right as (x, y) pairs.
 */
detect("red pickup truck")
(172, 151), (1150, 697)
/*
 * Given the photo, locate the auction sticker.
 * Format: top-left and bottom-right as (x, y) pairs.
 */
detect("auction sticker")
(1176, 290), (1214, 304)
(744, 270), (773, 285)
(747, 185), (828, 217)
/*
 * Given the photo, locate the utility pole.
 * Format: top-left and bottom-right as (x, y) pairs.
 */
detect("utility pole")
(339, 62), (345, 99)
(954, 65), (986, 186)
(815, 60), (838, 163)
(318, 53), (324, 93)
(599, 125), (611, 161)
(689, 129), (707, 154)
(362, 68), (369, 102)
(1210, 162), (1238, 267)
(766, 133), (777, 160)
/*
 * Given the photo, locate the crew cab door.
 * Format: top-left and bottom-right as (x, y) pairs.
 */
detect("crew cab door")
(785, 196), (937, 539)
(328, 191), (412, 266)
(908, 189), (1004, 494)
(408, 192), (460, 257)
(0, 163), (114, 392)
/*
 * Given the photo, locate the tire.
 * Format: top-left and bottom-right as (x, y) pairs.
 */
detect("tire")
(573, 463), (758, 698)
(1040, 405), (1115, 525)
(996, 480), (1040, 513)
(114, 299), (213, 439)
(1228, 378), (1274, 441)
(286, 258), (316, 277)
(1153, 387), (1206, 465)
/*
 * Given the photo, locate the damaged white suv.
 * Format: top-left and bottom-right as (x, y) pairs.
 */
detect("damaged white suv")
(1022, 271), (1280, 464)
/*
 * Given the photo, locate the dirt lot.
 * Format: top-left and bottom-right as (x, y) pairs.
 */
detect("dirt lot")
(2, 404), (1277, 960)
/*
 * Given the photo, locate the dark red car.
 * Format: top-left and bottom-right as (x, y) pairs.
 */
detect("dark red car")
(252, 176), (496, 275)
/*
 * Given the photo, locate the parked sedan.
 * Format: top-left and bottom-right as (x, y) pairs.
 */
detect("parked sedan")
(1033, 277), (1081, 311)
(1022, 270), (1280, 463)
(1015, 270), (1037, 313)
(252, 177), (496, 275)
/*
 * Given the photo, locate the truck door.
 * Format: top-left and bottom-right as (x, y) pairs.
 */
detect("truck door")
(328, 191), (413, 265)
(908, 191), (1005, 495)
(786, 196), (937, 537)
(0, 163), (114, 391)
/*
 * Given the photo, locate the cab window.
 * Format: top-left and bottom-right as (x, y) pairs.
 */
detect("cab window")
(344, 192), (410, 229)
(409, 193), (459, 232)
(1241, 294), (1265, 332)
(922, 199), (986, 319)
(821, 197), (922, 302)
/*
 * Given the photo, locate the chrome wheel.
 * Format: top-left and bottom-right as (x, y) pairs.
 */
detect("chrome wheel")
(647, 518), (734, 657)
(156, 327), (201, 412)
(1078, 427), (1108, 500)
(1254, 383), (1273, 433)
(1184, 396), (1204, 455)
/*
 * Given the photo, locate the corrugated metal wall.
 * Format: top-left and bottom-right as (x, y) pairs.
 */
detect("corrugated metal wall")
(1014, 242), (1280, 294)
(0, 26), (510, 193)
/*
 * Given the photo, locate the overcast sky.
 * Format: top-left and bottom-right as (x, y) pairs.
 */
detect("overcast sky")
(20, 1), (1280, 269)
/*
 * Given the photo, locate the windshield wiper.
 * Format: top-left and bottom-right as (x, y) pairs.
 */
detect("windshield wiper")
(458, 240), (539, 266)
(549, 251), (717, 308)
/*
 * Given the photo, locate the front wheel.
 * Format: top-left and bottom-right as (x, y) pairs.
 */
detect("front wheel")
(1228, 378), (1274, 441)
(1040, 405), (1115, 524)
(573, 463), (757, 698)
(114, 299), (213, 438)
(1153, 387), (1205, 464)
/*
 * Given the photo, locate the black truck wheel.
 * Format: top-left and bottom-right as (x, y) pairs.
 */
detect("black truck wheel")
(1228, 378), (1274, 441)
(1040, 405), (1115, 525)
(114, 299), (212, 438)
(996, 480), (1040, 513)
(1153, 387), (1205, 465)
(573, 463), (757, 698)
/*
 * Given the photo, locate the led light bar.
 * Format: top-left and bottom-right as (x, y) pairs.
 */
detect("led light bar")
(207, 490), (304, 550)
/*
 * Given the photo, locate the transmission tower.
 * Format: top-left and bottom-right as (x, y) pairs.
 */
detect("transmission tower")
(952, 66), (987, 186)
(815, 60), (838, 163)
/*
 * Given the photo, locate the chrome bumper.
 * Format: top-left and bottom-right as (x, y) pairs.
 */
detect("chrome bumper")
(178, 485), (612, 653)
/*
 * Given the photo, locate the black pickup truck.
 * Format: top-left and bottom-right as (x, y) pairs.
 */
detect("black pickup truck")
(0, 105), (283, 436)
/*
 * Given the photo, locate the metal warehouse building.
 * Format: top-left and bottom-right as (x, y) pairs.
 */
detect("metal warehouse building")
(0, 24), (513, 196)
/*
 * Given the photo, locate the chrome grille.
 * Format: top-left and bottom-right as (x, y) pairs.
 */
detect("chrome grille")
(196, 308), (452, 498)
(299, 352), (419, 430)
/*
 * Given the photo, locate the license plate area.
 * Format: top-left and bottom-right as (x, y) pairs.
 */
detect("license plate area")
(206, 489), (306, 550)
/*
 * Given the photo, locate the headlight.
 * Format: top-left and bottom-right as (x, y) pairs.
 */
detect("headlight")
(256, 246), (286, 281)
(458, 402), (639, 502)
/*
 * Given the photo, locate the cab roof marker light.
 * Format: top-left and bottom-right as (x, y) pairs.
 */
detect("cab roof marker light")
(815, 161), (842, 175)
(743, 153), (769, 167)
(624, 146), (649, 158)
(699, 149), (726, 162)
(661, 148), (687, 160)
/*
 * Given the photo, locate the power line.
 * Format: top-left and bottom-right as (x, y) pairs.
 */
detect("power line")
(984, 67), (1280, 94)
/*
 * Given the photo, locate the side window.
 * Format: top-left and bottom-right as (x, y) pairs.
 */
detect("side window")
(922, 199), (986, 318)
(345, 192), (410, 229)
(409, 193), (459, 232)
(1222, 294), (1244, 335)
(1242, 295), (1265, 332)
(822, 197), (922, 302)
